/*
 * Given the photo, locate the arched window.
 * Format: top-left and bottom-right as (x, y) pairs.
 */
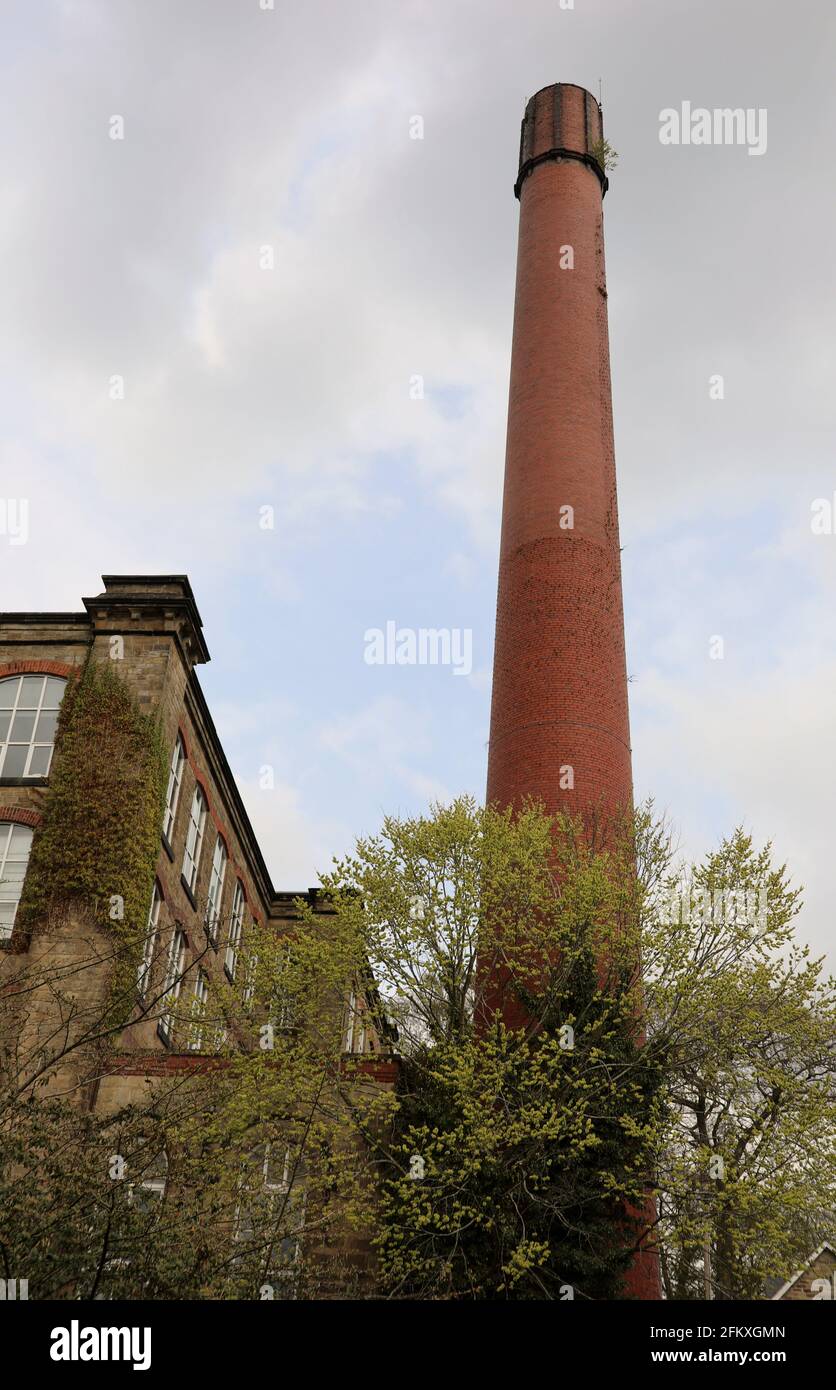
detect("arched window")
(137, 881), (162, 997)
(0, 822), (33, 941)
(188, 970), (210, 1051)
(225, 880), (245, 980)
(159, 928), (186, 1043)
(205, 834), (228, 943)
(0, 675), (66, 779)
(181, 785), (207, 894)
(162, 734), (185, 841)
(343, 987), (367, 1054)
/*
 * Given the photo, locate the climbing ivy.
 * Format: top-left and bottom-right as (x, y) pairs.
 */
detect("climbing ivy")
(17, 655), (168, 1025)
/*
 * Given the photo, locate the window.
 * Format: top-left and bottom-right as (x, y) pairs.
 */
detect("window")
(162, 734), (185, 841)
(343, 987), (366, 1054)
(225, 880), (245, 979)
(188, 970), (210, 1051)
(137, 881), (162, 997)
(205, 835), (227, 943)
(235, 1144), (307, 1291)
(0, 675), (66, 779)
(159, 929), (186, 1043)
(242, 952), (258, 1009)
(271, 941), (297, 1030)
(182, 785), (207, 895)
(0, 822), (33, 941)
(268, 1147), (307, 1290)
(127, 1150), (168, 1213)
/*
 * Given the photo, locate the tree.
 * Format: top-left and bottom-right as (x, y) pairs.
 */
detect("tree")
(310, 797), (663, 1299)
(642, 825), (836, 1300)
(0, 897), (394, 1299)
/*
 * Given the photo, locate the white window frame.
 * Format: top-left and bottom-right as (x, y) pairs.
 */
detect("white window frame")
(159, 929), (186, 1042)
(269, 1146), (307, 1283)
(272, 940), (297, 1030)
(0, 674), (66, 780)
(235, 1144), (307, 1279)
(0, 822), (34, 941)
(137, 881), (162, 997)
(343, 987), (366, 1054)
(242, 952), (258, 1009)
(182, 785), (207, 895)
(205, 834), (227, 943)
(225, 881), (245, 979)
(188, 969), (210, 1051)
(162, 734), (185, 841)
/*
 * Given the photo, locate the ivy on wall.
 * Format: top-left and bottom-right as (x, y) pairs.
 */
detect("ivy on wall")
(17, 655), (168, 1023)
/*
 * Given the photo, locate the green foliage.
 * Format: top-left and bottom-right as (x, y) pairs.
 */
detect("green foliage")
(4, 775), (833, 1302)
(17, 656), (167, 1021)
(0, 906), (394, 1300)
(321, 796), (662, 1298)
(644, 825), (836, 1299)
(378, 1002), (660, 1298)
(589, 137), (618, 172)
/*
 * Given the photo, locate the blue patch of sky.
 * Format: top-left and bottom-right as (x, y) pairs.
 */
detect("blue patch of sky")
(197, 454), (496, 868)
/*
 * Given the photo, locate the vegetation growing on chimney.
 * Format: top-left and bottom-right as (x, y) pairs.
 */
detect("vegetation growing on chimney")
(589, 137), (618, 172)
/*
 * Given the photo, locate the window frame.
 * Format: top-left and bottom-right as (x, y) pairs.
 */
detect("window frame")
(159, 928), (187, 1044)
(235, 1143), (307, 1282)
(188, 969), (210, 1051)
(162, 734), (186, 842)
(0, 821), (34, 942)
(137, 880), (162, 997)
(225, 880), (245, 980)
(343, 987), (366, 1054)
(242, 952), (258, 1009)
(205, 834), (228, 945)
(0, 674), (66, 781)
(271, 940), (297, 1031)
(181, 784), (207, 895)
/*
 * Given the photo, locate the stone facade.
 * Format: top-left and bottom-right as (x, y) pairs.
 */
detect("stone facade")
(0, 575), (396, 1292)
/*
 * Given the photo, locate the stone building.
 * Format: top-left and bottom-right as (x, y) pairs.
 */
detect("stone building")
(0, 574), (397, 1295)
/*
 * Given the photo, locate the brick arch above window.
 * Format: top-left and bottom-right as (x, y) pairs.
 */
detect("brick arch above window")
(0, 660), (78, 682)
(185, 764), (233, 862)
(190, 764), (212, 804)
(0, 805), (42, 828)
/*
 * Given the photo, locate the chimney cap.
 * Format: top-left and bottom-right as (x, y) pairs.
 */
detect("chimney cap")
(515, 82), (608, 199)
(82, 574), (210, 665)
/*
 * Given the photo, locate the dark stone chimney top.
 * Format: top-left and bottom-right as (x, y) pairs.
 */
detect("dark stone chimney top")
(515, 82), (608, 199)
(82, 575), (210, 665)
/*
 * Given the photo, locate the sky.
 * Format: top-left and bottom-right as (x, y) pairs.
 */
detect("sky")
(1, 0), (834, 967)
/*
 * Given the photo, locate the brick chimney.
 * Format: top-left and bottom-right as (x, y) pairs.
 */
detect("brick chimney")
(487, 83), (630, 820)
(485, 83), (660, 1299)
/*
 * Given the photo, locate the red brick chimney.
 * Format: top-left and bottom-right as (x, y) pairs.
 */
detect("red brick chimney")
(487, 83), (631, 820)
(486, 83), (660, 1299)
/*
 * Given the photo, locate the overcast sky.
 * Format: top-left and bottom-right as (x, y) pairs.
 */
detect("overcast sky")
(1, 0), (834, 966)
